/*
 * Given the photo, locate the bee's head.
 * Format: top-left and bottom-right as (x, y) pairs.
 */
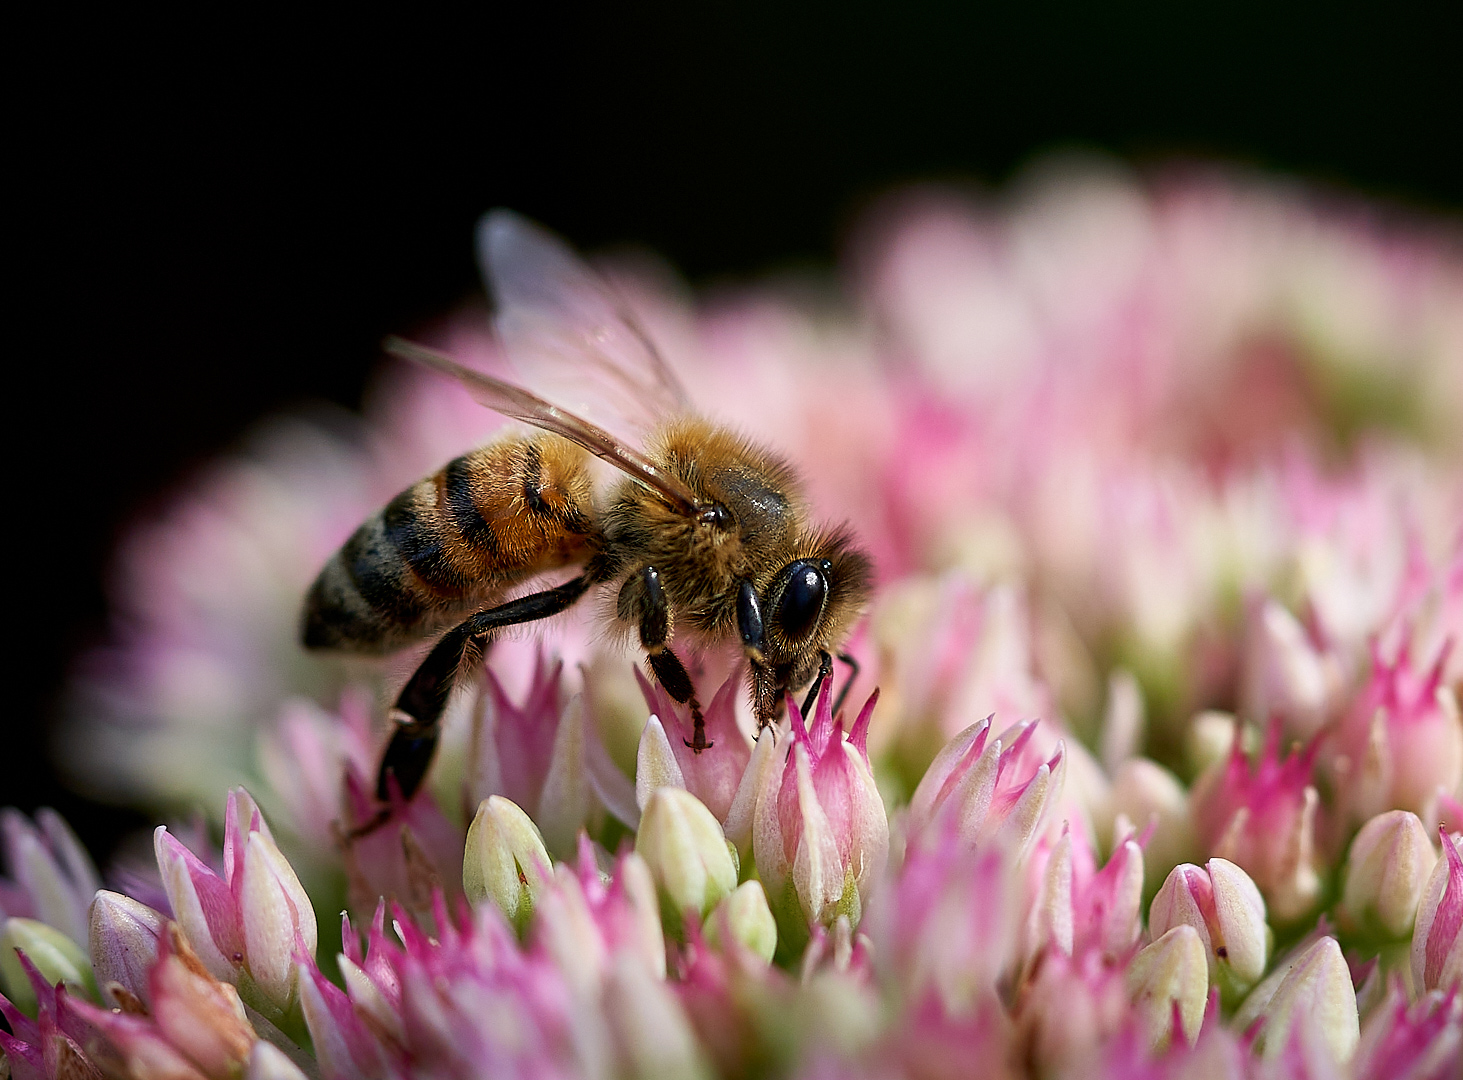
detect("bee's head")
(760, 525), (872, 667)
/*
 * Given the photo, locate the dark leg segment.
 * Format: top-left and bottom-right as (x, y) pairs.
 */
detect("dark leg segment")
(736, 579), (765, 662)
(800, 650), (834, 717)
(376, 573), (592, 802)
(625, 565), (711, 752)
(648, 648), (696, 705)
(833, 652), (860, 715)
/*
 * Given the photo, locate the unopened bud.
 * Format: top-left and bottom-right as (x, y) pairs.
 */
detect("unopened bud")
(636, 788), (738, 923)
(1100, 669), (1145, 772)
(1188, 710), (1236, 774)
(463, 795), (552, 933)
(1126, 925), (1207, 1051)
(635, 715), (687, 812)
(1339, 810), (1437, 942)
(704, 880), (777, 963)
(1109, 757), (1196, 884)
(0, 916), (99, 1015)
(89, 890), (166, 1009)
(237, 828), (317, 1017)
(1245, 600), (1333, 740)
(1243, 936), (1359, 1064)
(1149, 858), (1268, 1004)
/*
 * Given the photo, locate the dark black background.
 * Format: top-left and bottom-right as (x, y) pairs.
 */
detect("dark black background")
(12, 2), (1462, 860)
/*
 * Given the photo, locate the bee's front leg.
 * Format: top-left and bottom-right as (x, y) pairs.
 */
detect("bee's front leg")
(748, 662), (787, 739)
(738, 580), (781, 739)
(799, 650), (834, 717)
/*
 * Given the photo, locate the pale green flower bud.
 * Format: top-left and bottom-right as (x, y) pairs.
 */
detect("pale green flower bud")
(1240, 936), (1359, 1064)
(704, 880), (777, 963)
(1188, 710), (1235, 774)
(1149, 858), (1269, 1004)
(1127, 925), (1208, 1051)
(463, 795), (552, 933)
(1339, 810), (1437, 942)
(635, 715), (686, 812)
(0, 916), (99, 1014)
(636, 788), (737, 923)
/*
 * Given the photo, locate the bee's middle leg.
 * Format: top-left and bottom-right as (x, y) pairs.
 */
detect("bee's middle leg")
(373, 573), (593, 808)
(621, 566), (711, 751)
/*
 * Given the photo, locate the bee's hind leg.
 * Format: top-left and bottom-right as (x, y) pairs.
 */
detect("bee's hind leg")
(622, 566), (711, 752)
(357, 573), (593, 835)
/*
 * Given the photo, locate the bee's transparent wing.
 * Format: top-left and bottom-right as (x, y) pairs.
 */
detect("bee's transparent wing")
(385, 337), (700, 516)
(477, 209), (692, 444)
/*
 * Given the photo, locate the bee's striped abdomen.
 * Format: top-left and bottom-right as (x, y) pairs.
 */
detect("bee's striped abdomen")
(303, 434), (597, 653)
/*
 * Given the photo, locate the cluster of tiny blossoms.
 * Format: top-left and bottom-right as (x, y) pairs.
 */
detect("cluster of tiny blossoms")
(5, 160), (1463, 1078)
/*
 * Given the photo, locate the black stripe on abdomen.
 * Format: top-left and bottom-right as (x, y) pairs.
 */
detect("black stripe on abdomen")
(342, 515), (428, 626)
(444, 456), (499, 554)
(383, 489), (470, 593)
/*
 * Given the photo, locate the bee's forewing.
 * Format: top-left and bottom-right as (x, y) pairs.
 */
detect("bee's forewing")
(384, 337), (700, 515)
(476, 209), (693, 446)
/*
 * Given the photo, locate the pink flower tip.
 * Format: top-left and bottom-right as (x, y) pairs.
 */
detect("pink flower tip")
(1411, 828), (1462, 992)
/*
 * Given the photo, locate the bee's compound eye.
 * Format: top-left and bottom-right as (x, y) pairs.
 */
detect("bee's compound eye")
(774, 560), (827, 642)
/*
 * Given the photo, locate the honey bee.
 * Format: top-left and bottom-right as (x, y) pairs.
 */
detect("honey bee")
(303, 211), (872, 809)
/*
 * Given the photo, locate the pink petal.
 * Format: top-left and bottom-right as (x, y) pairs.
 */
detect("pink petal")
(1424, 830), (1463, 990)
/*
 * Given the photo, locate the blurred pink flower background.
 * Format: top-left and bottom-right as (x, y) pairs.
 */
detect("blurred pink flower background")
(4, 157), (1460, 1078)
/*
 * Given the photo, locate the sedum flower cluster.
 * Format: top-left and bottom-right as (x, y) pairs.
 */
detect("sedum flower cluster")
(7, 158), (1463, 1078)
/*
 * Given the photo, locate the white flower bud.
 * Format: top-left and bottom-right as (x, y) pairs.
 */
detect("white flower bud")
(704, 880), (777, 963)
(246, 1042), (311, 1080)
(1149, 858), (1268, 1004)
(1127, 925), (1208, 1051)
(1109, 757), (1196, 883)
(1242, 936), (1359, 1064)
(1188, 710), (1235, 774)
(635, 716), (687, 812)
(1245, 600), (1334, 740)
(463, 795), (552, 933)
(636, 788), (738, 923)
(1339, 810), (1437, 941)
(238, 829), (317, 1016)
(603, 954), (710, 1080)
